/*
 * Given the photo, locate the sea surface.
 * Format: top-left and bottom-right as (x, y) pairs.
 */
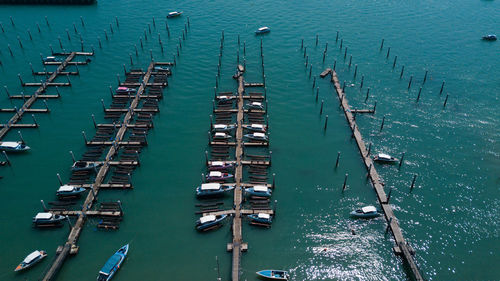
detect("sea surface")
(0, 0), (498, 280)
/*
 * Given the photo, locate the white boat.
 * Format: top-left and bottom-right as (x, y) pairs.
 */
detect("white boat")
(167, 11), (183, 18)
(245, 185), (272, 197)
(43, 56), (57, 63)
(115, 87), (136, 94)
(0, 141), (30, 152)
(247, 101), (264, 110)
(32, 212), (65, 227)
(244, 123), (267, 132)
(14, 250), (47, 272)
(255, 26), (271, 34)
(213, 124), (236, 132)
(244, 132), (268, 141)
(213, 132), (232, 140)
(56, 185), (86, 198)
(216, 95), (236, 101)
(373, 153), (398, 163)
(256, 269), (289, 280)
(350, 205), (381, 219)
(71, 161), (102, 171)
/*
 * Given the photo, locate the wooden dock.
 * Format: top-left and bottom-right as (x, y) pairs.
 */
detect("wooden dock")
(0, 51), (93, 141)
(41, 61), (170, 281)
(327, 70), (423, 281)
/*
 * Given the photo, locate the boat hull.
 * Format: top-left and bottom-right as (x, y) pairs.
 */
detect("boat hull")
(97, 244), (128, 281)
(196, 215), (227, 231)
(350, 211), (381, 219)
(15, 251), (47, 272)
(245, 188), (272, 198)
(256, 270), (289, 280)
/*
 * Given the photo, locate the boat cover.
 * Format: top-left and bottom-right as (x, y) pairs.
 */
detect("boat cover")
(361, 206), (377, 213)
(215, 132), (227, 137)
(100, 254), (122, 275)
(35, 213), (53, 220)
(23, 251), (42, 263)
(0, 141), (20, 148)
(200, 215), (216, 224)
(209, 171), (222, 177)
(258, 213), (270, 219)
(254, 133), (265, 138)
(378, 153), (392, 159)
(214, 124), (227, 129)
(201, 183), (221, 190)
(58, 185), (75, 192)
(211, 161), (224, 166)
(253, 185), (268, 192)
(251, 124), (264, 129)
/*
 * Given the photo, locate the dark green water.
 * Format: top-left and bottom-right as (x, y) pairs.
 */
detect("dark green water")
(0, 0), (498, 280)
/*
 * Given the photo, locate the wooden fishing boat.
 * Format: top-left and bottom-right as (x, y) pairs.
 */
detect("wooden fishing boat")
(245, 185), (272, 198)
(208, 161), (235, 171)
(243, 123), (267, 132)
(56, 185), (86, 198)
(248, 213), (272, 224)
(244, 132), (268, 141)
(213, 124), (236, 132)
(32, 212), (65, 227)
(196, 214), (228, 231)
(350, 205), (381, 219)
(196, 183), (234, 198)
(255, 26), (271, 34)
(256, 270), (289, 280)
(0, 141), (30, 152)
(167, 11), (183, 18)
(115, 87), (136, 94)
(206, 171), (234, 181)
(373, 153), (398, 163)
(97, 244), (129, 281)
(71, 160), (102, 171)
(213, 132), (232, 140)
(14, 250), (47, 272)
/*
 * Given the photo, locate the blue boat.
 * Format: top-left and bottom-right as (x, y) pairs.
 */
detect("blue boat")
(255, 26), (271, 34)
(256, 270), (289, 280)
(0, 141), (30, 152)
(196, 214), (228, 231)
(245, 185), (272, 198)
(97, 244), (129, 281)
(196, 183), (235, 198)
(248, 213), (272, 225)
(56, 185), (86, 198)
(350, 205), (381, 219)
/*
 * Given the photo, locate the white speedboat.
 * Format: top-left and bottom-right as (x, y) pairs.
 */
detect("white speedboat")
(255, 26), (271, 34)
(14, 250), (47, 272)
(373, 153), (398, 163)
(350, 205), (381, 219)
(0, 141), (30, 152)
(167, 11), (183, 18)
(244, 132), (268, 141)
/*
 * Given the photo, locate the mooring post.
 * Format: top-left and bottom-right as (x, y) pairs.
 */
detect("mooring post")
(348, 55), (352, 67)
(41, 200), (48, 212)
(91, 114), (97, 128)
(2, 151), (10, 166)
(440, 81), (445, 94)
(380, 115), (385, 132)
(320, 100), (324, 115)
(8, 44), (13, 56)
(398, 152), (405, 168)
(342, 173), (348, 191)
(340, 39), (343, 50)
(416, 87), (422, 102)
(410, 174), (417, 191)
(443, 94), (449, 108)
(309, 65), (312, 78)
(56, 173), (63, 185)
(316, 87), (319, 101)
(18, 74), (24, 86)
(115, 16), (119, 27)
(423, 70), (428, 84)
(336, 31), (339, 42)
(367, 143), (372, 156)
(335, 151), (341, 168)
(0, 22), (4, 33)
(324, 115), (328, 131)
(392, 56), (397, 68)
(272, 173), (276, 188)
(380, 39), (384, 50)
(18, 130), (25, 144)
(353, 64), (358, 79)
(385, 216), (393, 234)
(31, 114), (38, 127)
(333, 59), (337, 71)
(365, 88), (370, 102)
(344, 47), (348, 60)
(408, 75), (413, 89)
(400, 65), (405, 78)
(360, 75), (364, 88)
(312, 77), (316, 89)
(386, 47), (391, 59)
(69, 150), (76, 163)
(82, 131), (88, 144)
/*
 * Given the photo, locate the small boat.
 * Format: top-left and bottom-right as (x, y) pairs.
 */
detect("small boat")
(350, 205), (381, 219)
(208, 161), (235, 171)
(97, 244), (129, 281)
(248, 213), (272, 224)
(0, 141), (30, 152)
(14, 250), (47, 272)
(167, 11), (183, 18)
(244, 123), (267, 132)
(43, 56), (58, 63)
(482, 34), (497, 41)
(244, 132), (268, 142)
(56, 185), (86, 198)
(196, 183), (235, 198)
(255, 26), (271, 34)
(115, 87), (136, 94)
(154, 66), (171, 72)
(245, 185), (272, 198)
(213, 124), (236, 132)
(213, 132), (232, 140)
(247, 101), (264, 110)
(373, 153), (398, 163)
(256, 270), (289, 280)
(71, 161), (102, 171)
(206, 171), (234, 181)
(196, 214), (228, 231)
(216, 95), (236, 102)
(32, 212), (65, 227)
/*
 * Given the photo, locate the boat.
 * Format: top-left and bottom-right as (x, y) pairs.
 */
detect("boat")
(14, 250), (47, 272)
(32, 212), (65, 227)
(482, 34), (497, 41)
(244, 132), (268, 141)
(244, 123), (267, 132)
(97, 244), (129, 281)
(71, 160), (102, 171)
(248, 213), (272, 224)
(213, 132), (232, 140)
(56, 185), (86, 198)
(196, 183), (235, 198)
(256, 270), (289, 280)
(255, 26), (271, 34)
(373, 153), (398, 163)
(213, 124), (236, 132)
(216, 95), (236, 102)
(350, 205), (381, 219)
(245, 185), (272, 198)
(43, 56), (57, 63)
(115, 87), (136, 94)
(167, 11), (183, 18)
(208, 161), (235, 171)
(206, 171), (234, 181)
(247, 101), (264, 110)
(196, 214), (228, 231)
(0, 141), (30, 152)
(154, 66), (171, 72)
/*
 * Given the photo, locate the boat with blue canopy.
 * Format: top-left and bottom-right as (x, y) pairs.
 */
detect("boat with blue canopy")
(97, 244), (129, 281)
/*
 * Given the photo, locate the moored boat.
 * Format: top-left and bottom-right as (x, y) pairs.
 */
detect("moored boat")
(56, 185), (86, 198)
(154, 66), (171, 72)
(167, 11), (183, 18)
(482, 34), (497, 41)
(244, 132), (268, 141)
(206, 171), (234, 181)
(256, 270), (289, 280)
(196, 214), (228, 231)
(115, 87), (136, 94)
(0, 141), (30, 152)
(213, 132), (232, 140)
(255, 26), (271, 34)
(216, 95), (236, 102)
(245, 185), (272, 198)
(43, 56), (58, 63)
(247, 101), (264, 110)
(14, 250), (47, 272)
(208, 161), (235, 171)
(373, 153), (398, 163)
(248, 213), (272, 224)
(244, 123), (267, 132)
(97, 244), (129, 281)
(213, 124), (236, 132)
(71, 160), (102, 171)
(350, 205), (381, 219)
(196, 183), (235, 198)
(32, 212), (65, 227)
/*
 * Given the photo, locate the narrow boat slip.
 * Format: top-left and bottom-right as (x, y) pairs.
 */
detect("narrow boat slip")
(97, 244), (129, 281)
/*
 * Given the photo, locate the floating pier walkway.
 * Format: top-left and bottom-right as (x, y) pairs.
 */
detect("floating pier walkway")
(0, 51), (93, 141)
(324, 69), (423, 281)
(41, 61), (171, 281)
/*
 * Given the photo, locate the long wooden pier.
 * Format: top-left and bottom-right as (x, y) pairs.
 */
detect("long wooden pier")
(41, 61), (169, 281)
(0, 51), (93, 141)
(326, 70), (423, 281)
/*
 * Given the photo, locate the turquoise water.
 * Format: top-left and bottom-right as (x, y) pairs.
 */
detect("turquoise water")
(0, 0), (498, 280)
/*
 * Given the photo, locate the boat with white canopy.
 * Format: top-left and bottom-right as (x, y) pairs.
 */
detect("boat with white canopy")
(373, 153), (398, 163)
(244, 132), (268, 141)
(14, 250), (47, 272)
(0, 141), (30, 152)
(56, 185), (86, 198)
(245, 185), (272, 197)
(350, 205), (381, 219)
(196, 214), (228, 231)
(196, 183), (235, 198)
